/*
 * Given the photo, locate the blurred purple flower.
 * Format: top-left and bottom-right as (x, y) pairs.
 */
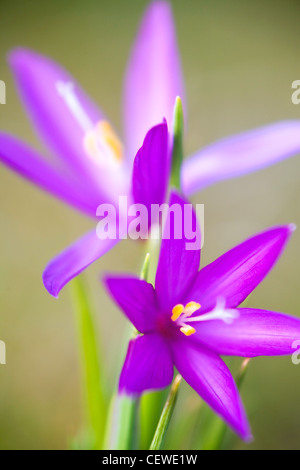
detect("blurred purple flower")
(105, 192), (300, 440)
(1, 1), (300, 297)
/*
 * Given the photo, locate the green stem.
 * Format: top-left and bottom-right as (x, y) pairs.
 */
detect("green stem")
(170, 96), (184, 191)
(236, 358), (251, 388)
(146, 232), (161, 286)
(150, 375), (182, 450)
(140, 252), (150, 281)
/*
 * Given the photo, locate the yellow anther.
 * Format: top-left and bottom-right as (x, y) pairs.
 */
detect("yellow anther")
(83, 120), (123, 165)
(171, 301), (201, 336)
(96, 122), (123, 161)
(184, 301), (201, 317)
(84, 132), (99, 159)
(180, 325), (196, 336)
(171, 304), (184, 322)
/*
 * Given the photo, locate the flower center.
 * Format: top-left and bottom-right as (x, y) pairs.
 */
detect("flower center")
(56, 80), (123, 167)
(83, 121), (123, 167)
(171, 301), (201, 336)
(171, 298), (239, 337)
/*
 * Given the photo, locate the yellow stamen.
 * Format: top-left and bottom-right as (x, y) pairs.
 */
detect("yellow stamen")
(184, 301), (201, 317)
(180, 325), (196, 336)
(171, 301), (201, 337)
(171, 304), (184, 322)
(83, 120), (123, 165)
(96, 122), (123, 161)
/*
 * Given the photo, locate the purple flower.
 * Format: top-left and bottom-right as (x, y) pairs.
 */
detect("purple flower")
(1, 1), (300, 298)
(105, 193), (300, 440)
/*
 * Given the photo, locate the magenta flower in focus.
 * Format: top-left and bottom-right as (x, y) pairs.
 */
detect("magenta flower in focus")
(1, 2), (300, 298)
(105, 193), (300, 440)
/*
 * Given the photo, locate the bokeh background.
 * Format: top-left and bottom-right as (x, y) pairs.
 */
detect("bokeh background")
(0, 0), (300, 450)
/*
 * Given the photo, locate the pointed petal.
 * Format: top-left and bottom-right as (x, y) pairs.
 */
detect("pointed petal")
(182, 121), (300, 195)
(155, 192), (201, 311)
(8, 48), (109, 190)
(132, 122), (169, 213)
(43, 231), (119, 298)
(171, 339), (251, 441)
(123, 1), (184, 160)
(104, 276), (158, 333)
(0, 133), (98, 216)
(194, 308), (300, 357)
(189, 225), (294, 312)
(119, 333), (174, 395)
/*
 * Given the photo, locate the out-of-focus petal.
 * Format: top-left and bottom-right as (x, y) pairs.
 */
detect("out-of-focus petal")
(182, 121), (300, 195)
(8, 48), (123, 196)
(119, 333), (174, 395)
(194, 308), (300, 357)
(132, 122), (169, 214)
(104, 276), (158, 333)
(155, 192), (201, 311)
(43, 230), (119, 298)
(171, 338), (251, 441)
(123, 1), (185, 161)
(189, 225), (294, 313)
(0, 133), (98, 216)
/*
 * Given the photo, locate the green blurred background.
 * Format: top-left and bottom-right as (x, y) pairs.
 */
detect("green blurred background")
(0, 0), (300, 450)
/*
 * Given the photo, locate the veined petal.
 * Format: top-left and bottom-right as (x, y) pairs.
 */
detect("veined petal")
(194, 308), (300, 357)
(123, 1), (185, 160)
(8, 48), (119, 195)
(155, 192), (201, 311)
(43, 230), (119, 298)
(132, 122), (169, 214)
(119, 333), (174, 396)
(0, 133), (99, 217)
(182, 121), (300, 195)
(189, 225), (294, 312)
(104, 276), (158, 333)
(171, 339), (251, 441)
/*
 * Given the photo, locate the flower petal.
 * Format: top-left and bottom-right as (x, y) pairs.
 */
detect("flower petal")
(132, 122), (169, 214)
(0, 133), (99, 217)
(171, 339), (251, 441)
(43, 230), (119, 298)
(123, 1), (185, 160)
(119, 333), (174, 395)
(182, 121), (300, 195)
(189, 225), (294, 312)
(194, 308), (300, 357)
(155, 192), (201, 311)
(104, 276), (158, 333)
(8, 48), (115, 194)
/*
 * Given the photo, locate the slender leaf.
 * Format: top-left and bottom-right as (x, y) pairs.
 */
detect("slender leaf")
(150, 375), (182, 450)
(170, 96), (184, 191)
(140, 252), (150, 281)
(103, 394), (137, 450)
(71, 276), (107, 449)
